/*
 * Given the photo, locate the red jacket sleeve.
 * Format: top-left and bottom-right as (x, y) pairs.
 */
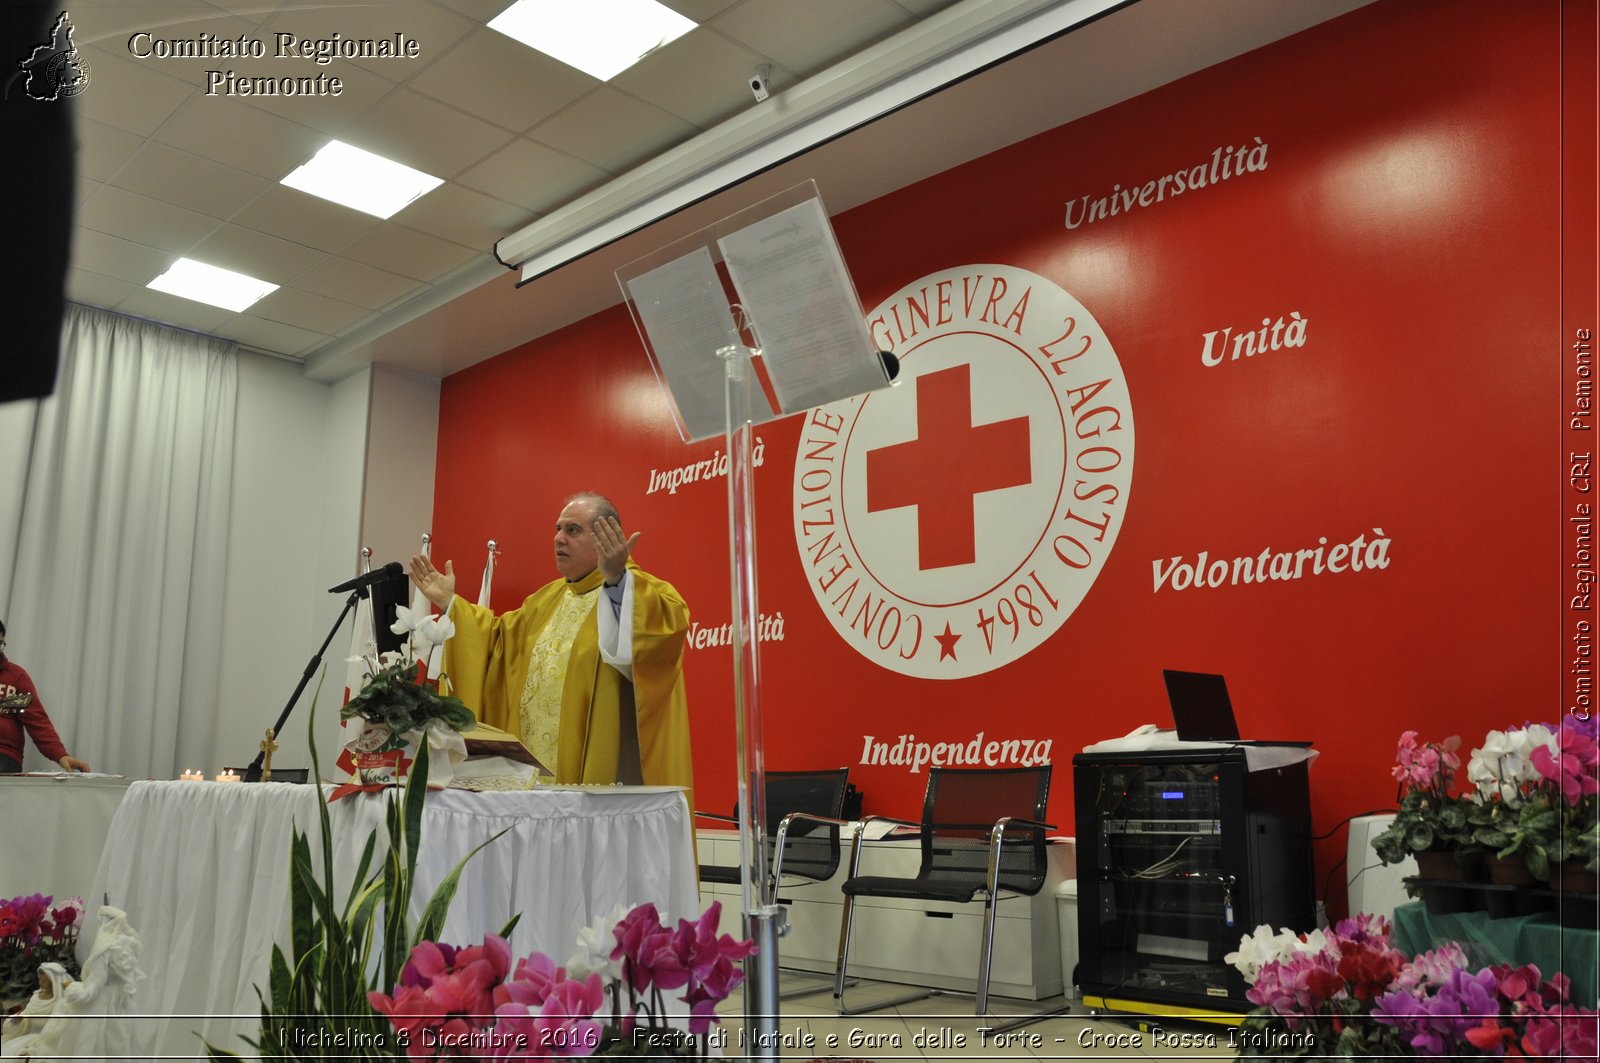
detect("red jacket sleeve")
(10, 666), (70, 765)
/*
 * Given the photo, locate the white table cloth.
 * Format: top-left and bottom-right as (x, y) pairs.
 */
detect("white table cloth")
(0, 774), (132, 902)
(82, 780), (698, 1058)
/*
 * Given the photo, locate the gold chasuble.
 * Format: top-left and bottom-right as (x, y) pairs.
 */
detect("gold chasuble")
(443, 562), (694, 802)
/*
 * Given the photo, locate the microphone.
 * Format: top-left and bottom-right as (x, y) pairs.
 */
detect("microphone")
(328, 560), (404, 595)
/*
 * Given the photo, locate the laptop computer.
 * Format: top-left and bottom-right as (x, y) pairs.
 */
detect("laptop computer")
(1161, 670), (1313, 746)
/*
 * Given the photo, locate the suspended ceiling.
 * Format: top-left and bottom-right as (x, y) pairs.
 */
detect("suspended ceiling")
(53, 0), (1372, 383)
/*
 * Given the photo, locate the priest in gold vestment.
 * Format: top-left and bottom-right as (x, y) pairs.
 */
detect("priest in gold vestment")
(408, 493), (693, 797)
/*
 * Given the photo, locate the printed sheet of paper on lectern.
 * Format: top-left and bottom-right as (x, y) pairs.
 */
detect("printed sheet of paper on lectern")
(617, 181), (890, 442)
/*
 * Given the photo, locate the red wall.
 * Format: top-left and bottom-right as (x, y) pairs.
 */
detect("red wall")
(431, 0), (1578, 916)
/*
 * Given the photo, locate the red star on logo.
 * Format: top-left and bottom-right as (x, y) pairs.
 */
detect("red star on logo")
(935, 622), (961, 661)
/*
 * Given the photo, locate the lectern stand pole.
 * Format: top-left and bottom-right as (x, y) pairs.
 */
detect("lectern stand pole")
(722, 344), (780, 1060)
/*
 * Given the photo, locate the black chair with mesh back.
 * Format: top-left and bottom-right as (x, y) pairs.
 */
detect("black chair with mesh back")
(698, 767), (852, 889)
(832, 764), (1063, 1030)
(699, 768), (853, 997)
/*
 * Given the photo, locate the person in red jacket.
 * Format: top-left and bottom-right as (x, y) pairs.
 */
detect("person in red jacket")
(0, 620), (91, 773)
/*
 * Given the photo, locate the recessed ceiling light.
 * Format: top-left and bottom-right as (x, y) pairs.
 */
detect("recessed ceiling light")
(148, 258), (278, 312)
(489, 0), (696, 81)
(281, 140), (443, 219)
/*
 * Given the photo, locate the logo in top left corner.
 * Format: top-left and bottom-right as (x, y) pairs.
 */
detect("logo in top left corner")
(18, 12), (90, 101)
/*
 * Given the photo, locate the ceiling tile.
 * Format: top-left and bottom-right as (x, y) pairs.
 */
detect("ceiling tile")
(203, 0), (291, 23)
(530, 86), (700, 175)
(711, 0), (912, 78)
(663, 0), (745, 21)
(154, 97), (330, 179)
(213, 314), (328, 357)
(345, 89), (515, 180)
(65, 269), (137, 311)
(71, 47), (193, 137)
(75, 118), (148, 184)
(70, 229), (178, 285)
(891, 0), (962, 16)
(427, 0), (514, 23)
(456, 138), (611, 213)
(258, 0), (476, 81)
(230, 61), (397, 138)
(410, 29), (597, 134)
(77, 185), (222, 254)
(611, 28), (784, 128)
(340, 224), (481, 283)
(112, 287), (237, 334)
(250, 286), (372, 335)
(393, 182), (537, 250)
(186, 223), (329, 284)
(231, 185), (382, 253)
(109, 142), (270, 220)
(75, 178), (105, 215)
(289, 258), (425, 310)
(79, 5), (266, 84)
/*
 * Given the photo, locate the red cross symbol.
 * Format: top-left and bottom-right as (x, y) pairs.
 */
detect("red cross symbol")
(865, 363), (1032, 570)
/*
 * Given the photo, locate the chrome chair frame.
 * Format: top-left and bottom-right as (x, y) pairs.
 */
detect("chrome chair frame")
(831, 771), (1066, 1033)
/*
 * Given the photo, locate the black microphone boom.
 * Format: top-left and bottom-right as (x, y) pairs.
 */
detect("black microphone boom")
(328, 560), (405, 595)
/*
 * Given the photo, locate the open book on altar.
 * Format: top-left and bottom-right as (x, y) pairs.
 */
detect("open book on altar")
(460, 722), (551, 776)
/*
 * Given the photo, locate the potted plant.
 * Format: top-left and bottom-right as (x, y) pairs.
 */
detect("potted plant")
(340, 605), (476, 787)
(1501, 716), (1600, 888)
(0, 895), (81, 1014)
(1225, 915), (1599, 1058)
(1371, 732), (1479, 880)
(1464, 724), (1557, 885)
(368, 901), (756, 1059)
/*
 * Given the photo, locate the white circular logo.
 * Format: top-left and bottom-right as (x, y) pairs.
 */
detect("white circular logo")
(791, 264), (1134, 678)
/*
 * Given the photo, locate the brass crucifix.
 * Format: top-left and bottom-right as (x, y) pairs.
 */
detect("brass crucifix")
(260, 728), (278, 781)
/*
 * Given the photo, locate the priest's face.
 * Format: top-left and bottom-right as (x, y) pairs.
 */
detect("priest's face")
(553, 498), (600, 581)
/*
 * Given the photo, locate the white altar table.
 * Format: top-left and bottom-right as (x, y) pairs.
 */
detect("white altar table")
(82, 780), (698, 1058)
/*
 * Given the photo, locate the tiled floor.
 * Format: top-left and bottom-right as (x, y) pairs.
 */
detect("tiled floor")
(712, 972), (1242, 1061)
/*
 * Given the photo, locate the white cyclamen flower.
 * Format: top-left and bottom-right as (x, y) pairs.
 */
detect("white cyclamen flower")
(1469, 724), (1559, 802)
(417, 612), (455, 648)
(566, 903), (630, 981)
(390, 603), (426, 636)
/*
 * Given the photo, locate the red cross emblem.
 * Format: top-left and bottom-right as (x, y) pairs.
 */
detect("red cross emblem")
(865, 363), (1032, 570)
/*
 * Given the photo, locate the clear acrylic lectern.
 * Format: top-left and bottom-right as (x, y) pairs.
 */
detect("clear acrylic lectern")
(618, 181), (891, 1059)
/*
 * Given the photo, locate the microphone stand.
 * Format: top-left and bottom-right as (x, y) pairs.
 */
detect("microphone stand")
(243, 588), (366, 781)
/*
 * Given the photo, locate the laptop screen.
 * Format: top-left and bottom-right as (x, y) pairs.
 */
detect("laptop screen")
(1162, 670), (1241, 742)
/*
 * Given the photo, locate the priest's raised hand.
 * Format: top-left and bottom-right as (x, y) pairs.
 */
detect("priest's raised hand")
(408, 554), (456, 610)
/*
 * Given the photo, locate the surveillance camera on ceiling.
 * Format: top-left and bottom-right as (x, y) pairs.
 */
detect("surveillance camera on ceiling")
(749, 65), (771, 102)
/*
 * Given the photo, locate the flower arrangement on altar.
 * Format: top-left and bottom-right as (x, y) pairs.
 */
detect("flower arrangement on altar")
(341, 605), (476, 786)
(0, 894), (82, 1008)
(1372, 717), (1600, 885)
(1225, 914), (1598, 1058)
(367, 900), (755, 1059)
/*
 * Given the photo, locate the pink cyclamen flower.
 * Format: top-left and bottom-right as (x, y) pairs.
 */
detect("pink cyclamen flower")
(487, 972), (605, 1058)
(1530, 727), (1600, 806)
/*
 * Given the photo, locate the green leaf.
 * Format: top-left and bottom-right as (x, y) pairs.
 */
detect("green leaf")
(1527, 846), (1550, 881)
(1405, 825), (1434, 852)
(413, 828), (512, 946)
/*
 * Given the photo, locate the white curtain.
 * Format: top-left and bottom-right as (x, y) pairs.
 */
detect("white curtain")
(0, 303), (237, 777)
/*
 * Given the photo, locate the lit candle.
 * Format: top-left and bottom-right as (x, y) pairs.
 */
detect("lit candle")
(216, 770), (241, 783)
(180, 769), (204, 781)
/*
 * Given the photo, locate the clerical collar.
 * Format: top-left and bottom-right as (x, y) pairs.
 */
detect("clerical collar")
(565, 570), (606, 596)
